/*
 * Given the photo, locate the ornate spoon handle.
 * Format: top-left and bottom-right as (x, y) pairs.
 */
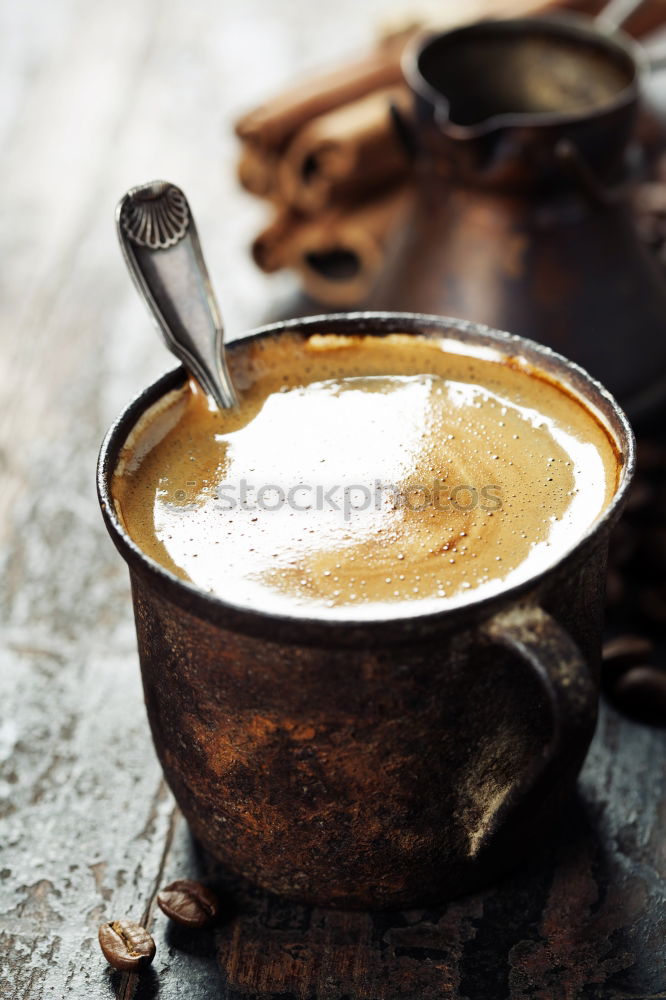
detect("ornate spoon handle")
(116, 180), (238, 409)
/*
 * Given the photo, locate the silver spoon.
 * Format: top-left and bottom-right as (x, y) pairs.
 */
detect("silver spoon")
(116, 180), (238, 409)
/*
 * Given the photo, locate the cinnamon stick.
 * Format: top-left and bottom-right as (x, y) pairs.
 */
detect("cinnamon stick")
(237, 144), (279, 198)
(235, 41), (406, 152)
(253, 186), (412, 305)
(277, 87), (411, 214)
(252, 209), (299, 273)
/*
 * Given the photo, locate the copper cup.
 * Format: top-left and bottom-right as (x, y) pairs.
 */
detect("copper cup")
(97, 312), (634, 909)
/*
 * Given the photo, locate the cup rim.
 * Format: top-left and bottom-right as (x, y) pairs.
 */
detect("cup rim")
(97, 311), (635, 644)
(401, 12), (643, 141)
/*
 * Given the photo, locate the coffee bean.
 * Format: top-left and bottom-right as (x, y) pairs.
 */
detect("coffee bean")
(603, 634), (654, 666)
(98, 920), (156, 972)
(611, 666), (666, 726)
(156, 879), (219, 928)
(635, 182), (666, 215)
(602, 634), (655, 683)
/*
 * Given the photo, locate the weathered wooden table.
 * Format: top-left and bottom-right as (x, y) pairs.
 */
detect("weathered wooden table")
(1, 1), (665, 997)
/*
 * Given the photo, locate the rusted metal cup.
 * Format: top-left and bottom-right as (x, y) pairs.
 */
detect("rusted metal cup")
(97, 313), (634, 909)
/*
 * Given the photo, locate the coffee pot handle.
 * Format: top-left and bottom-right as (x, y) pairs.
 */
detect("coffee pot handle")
(475, 603), (598, 855)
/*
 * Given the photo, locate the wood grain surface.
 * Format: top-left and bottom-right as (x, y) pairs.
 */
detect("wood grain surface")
(0, 1), (665, 998)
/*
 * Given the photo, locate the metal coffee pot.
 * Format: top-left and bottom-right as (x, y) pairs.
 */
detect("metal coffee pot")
(371, 12), (666, 421)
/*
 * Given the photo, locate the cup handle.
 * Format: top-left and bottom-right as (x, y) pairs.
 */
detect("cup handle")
(475, 603), (598, 851)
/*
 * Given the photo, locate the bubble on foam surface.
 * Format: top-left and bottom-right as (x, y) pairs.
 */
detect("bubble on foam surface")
(112, 333), (618, 620)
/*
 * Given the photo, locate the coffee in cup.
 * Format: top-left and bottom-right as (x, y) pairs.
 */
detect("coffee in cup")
(111, 331), (618, 618)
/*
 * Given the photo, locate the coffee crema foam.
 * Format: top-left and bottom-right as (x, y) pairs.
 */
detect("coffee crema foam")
(112, 333), (620, 619)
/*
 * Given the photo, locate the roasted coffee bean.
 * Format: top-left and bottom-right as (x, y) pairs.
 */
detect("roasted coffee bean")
(156, 879), (219, 928)
(634, 182), (666, 215)
(611, 666), (666, 726)
(98, 920), (156, 972)
(602, 634), (655, 682)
